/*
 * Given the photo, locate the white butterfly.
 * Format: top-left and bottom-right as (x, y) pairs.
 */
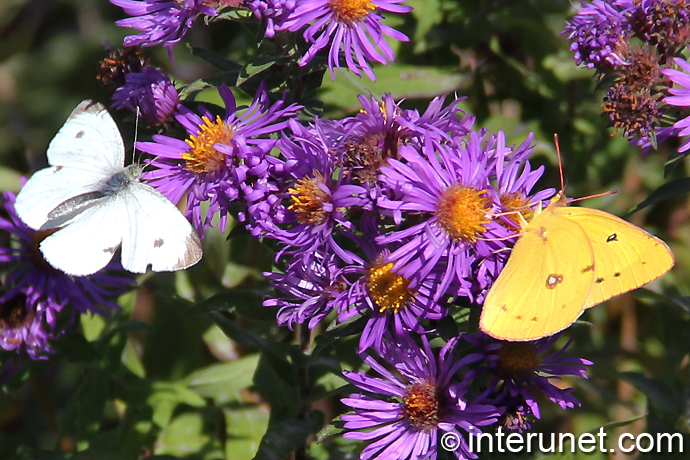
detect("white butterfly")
(14, 100), (202, 276)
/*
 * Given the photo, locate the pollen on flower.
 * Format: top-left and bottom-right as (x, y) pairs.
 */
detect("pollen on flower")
(288, 171), (331, 225)
(0, 293), (33, 333)
(366, 260), (412, 314)
(499, 192), (533, 231)
(495, 342), (543, 379)
(328, 0), (376, 23)
(602, 82), (661, 139)
(436, 184), (492, 243)
(403, 380), (441, 430)
(182, 115), (235, 174)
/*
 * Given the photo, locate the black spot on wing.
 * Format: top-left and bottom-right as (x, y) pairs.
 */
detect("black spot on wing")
(154, 238), (164, 248)
(545, 274), (564, 289)
(581, 264), (595, 274)
(595, 277), (605, 283)
(613, 272), (621, 277)
(607, 233), (618, 242)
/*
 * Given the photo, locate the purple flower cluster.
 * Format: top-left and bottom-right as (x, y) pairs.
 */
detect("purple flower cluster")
(111, 0), (413, 80)
(139, 83), (301, 236)
(0, 191), (132, 359)
(110, 0), (218, 59)
(564, 1), (690, 154)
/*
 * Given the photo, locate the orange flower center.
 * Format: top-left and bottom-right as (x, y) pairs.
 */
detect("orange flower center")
(436, 184), (492, 243)
(182, 115), (235, 174)
(403, 381), (441, 430)
(288, 171), (331, 225)
(366, 260), (412, 314)
(328, 0), (376, 23)
(495, 342), (542, 379)
(498, 192), (533, 232)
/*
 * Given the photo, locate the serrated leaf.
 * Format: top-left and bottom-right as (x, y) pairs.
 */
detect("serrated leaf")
(628, 178), (690, 213)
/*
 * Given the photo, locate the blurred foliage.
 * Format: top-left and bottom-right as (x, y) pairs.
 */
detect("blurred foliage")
(0, 0), (689, 459)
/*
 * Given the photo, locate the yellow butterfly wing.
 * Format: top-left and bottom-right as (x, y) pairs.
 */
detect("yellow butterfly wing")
(479, 204), (596, 341)
(554, 206), (674, 309)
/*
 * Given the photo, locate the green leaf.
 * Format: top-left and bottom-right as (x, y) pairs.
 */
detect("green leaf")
(628, 178), (690, 213)
(187, 290), (272, 321)
(155, 412), (222, 458)
(252, 410), (325, 460)
(186, 354), (260, 404)
(59, 369), (109, 444)
(224, 406), (270, 460)
(319, 65), (464, 112)
(148, 381), (206, 428)
(315, 414), (346, 443)
(192, 47), (243, 72)
(51, 331), (101, 363)
(619, 372), (679, 416)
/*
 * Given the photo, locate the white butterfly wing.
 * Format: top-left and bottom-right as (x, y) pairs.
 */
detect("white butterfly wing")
(38, 196), (127, 276)
(14, 166), (113, 230)
(120, 182), (202, 273)
(15, 100), (124, 230)
(46, 100), (125, 172)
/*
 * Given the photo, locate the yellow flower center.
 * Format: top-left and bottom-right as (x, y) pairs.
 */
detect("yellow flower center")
(436, 184), (492, 243)
(328, 0), (376, 23)
(495, 342), (542, 379)
(366, 260), (412, 314)
(181, 115), (235, 174)
(498, 192), (534, 231)
(403, 381), (441, 430)
(288, 171), (331, 225)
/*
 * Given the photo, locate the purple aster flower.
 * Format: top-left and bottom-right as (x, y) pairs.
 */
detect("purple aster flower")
(0, 290), (58, 360)
(0, 191), (132, 316)
(341, 334), (499, 460)
(663, 57), (690, 152)
(463, 332), (592, 421)
(264, 249), (346, 329)
(112, 67), (180, 125)
(279, 0), (413, 80)
(111, 0), (218, 58)
(138, 83), (300, 235)
(631, 125), (679, 155)
(0, 191), (133, 358)
(245, 0), (295, 38)
(342, 93), (473, 195)
(376, 133), (517, 303)
(333, 224), (449, 352)
(256, 118), (369, 259)
(563, 0), (632, 69)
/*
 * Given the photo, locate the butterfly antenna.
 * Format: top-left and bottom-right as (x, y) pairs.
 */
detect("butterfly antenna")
(133, 106), (141, 165)
(554, 133), (565, 192)
(569, 189), (618, 203)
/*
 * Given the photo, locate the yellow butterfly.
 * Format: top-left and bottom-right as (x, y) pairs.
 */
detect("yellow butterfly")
(479, 175), (674, 342)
